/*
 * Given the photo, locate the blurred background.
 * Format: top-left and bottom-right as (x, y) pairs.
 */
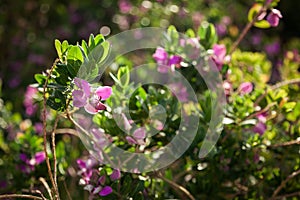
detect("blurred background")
(0, 0), (299, 112)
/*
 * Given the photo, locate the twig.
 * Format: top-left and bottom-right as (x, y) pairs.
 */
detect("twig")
(229, 2), (271, 55)
(0, 194), (43, 200)
(39, 177), (52, 200)
(267, 139), (300, 148)
(42, 59), (60, 200)
(55, 128), (78, 137)
(270, 191), (300, 200)
(155, 172), (195, 200)
(271, 169), (300, 198)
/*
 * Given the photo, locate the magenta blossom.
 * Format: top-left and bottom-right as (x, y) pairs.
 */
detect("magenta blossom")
(110, 169), (121, 181)
(153, 47), (182, 73)
(211, 44), (228, 70)
(266, 9), (282, 27)
(238, 82), (253, 95)
(72, 78), (112, 114)
(253, 121), (267, 136)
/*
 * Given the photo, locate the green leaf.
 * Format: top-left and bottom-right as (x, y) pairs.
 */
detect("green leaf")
(88, 34), (96, 49)
(34, 74), (46, 85)
(61, 40), (69, 55)
(186, 29), (196, 38)
(67, 45), (84, 62)
(248, 3), (262, 22)
(283, 102), (296, 112)
(55, 39), (62, 58)
(67, 59), (81, 78)
(254, 20), (271, 29)
(117, 66), (130, 86)
(94, 34), (105, 46)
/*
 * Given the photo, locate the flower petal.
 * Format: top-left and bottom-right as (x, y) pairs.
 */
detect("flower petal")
(110, 169), (121, 181)
(99, 186), (113, 196)
(84, 103), (98, 114)
(95, 86), (112, 100)
(133, 127), (146, 140)
(72, 90), (87, 107)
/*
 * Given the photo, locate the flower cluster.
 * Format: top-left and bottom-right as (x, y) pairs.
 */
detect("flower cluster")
(23, 86), (38, 116)
(72, 78), (112, 114)
(77, 157), (121, 198)
(152, 47), (182, 73)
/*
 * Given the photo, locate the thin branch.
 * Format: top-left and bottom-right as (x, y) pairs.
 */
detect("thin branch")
(272, 169), (300, 198)
(39, 177), (52, 200)
(244, 102), (277, 121)
(255, 78), (300, 106)
(55, 128), (78, 137)
(42, 59), (59, 200)
(52, 116), (60, 192)
(155, 172), (195, 200)
(0, 194), (43, 200)
(229, 2), (271, 55)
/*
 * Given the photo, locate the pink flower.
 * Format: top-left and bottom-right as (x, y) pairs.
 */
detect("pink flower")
(153, 47), (183, 73)
(24, 86), (38, 116)
(72, 78), (112, 114)
(211, 44), (227, 70)
(118, 0), (132, 14)
(267, 9), (282, 27)
(34, 151), (46, 165)
(110, 169), (121, 181)
(238, 82), (253, 95)
(169, 82), (188, 102)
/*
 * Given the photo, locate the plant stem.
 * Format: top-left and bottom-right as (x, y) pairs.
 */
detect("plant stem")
(39, 177), (52, 199)
(52, 116), (60, 194)
(268, 139), (300, 148)
(0, 194), (43, 200)
(42, 59), (60, 200)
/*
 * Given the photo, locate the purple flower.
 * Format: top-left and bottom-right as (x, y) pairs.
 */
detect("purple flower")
(72, 78), (112, 114)
(126, 127), (146, 145)
(211, 44), (227, 70)
(99, 186), (113, 196)
(238, 82), (253, 95)
(169, 55), (182, 67)
(24, 86), (38, 116)
(267, 9), (282, 27)
(253, 121), (267, 136)
(110, 169), (121, 181)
